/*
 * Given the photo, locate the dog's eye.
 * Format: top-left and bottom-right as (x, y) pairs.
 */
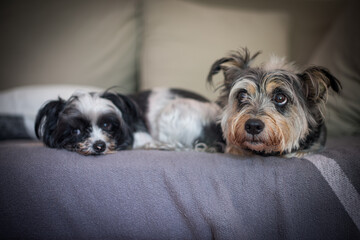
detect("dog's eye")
(102, 122), (112, 131)
(71, 129), (81, 136)
(273, 93), (287, 106)
(237, 90), (248, 102)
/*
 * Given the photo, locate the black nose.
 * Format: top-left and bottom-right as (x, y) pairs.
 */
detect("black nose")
(245, 119), (265, 135)
(93, 140), (106, 153)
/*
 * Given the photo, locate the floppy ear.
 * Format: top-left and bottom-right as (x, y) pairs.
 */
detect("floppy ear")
(299, 66), (342, 103)
(34, 98), (66, 143)
(207, 48), (261, 89)
(101, 92), (142, 128)
(206, 57), (234, 85)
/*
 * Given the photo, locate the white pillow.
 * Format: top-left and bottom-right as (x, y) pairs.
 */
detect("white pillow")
(140, 0), (289, 100)
(0, 85), (103, 139)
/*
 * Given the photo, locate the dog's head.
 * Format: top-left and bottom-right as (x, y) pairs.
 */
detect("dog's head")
(208, 48), (341, 156)
(35, 91), (142, 155)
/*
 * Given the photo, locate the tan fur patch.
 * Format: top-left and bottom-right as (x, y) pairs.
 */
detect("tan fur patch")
(265, 81), (282, 95)
(246, 84), (257, 96)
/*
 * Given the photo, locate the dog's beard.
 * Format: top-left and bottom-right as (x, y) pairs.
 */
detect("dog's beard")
(226, 114), (283, 155)
(224, 107), (309, 155)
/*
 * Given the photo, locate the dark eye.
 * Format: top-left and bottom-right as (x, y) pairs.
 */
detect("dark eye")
(71, 128), (81, 136)
(102, 122), (112, 131)
(273, 93), (288, 106)
(237, 90), (248, 102)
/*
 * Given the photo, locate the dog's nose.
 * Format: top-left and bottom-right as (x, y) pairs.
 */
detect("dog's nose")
(245, 119), (265, 135)
(93, 140), (106, 153)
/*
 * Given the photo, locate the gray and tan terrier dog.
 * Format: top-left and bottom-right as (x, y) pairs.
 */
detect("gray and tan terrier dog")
(207, 48), (341, 158)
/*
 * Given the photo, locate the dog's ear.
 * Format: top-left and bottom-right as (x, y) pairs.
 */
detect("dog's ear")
(207, 48), (261, 88)
(101, 92), (142, 127)
(299, 66), (342, 103)
(34, 98), (66, 145)
(206, 57), (234, 84)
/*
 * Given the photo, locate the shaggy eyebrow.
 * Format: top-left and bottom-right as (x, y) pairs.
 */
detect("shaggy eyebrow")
(69, 116), (91, 127)
(97, 113), (120, 124)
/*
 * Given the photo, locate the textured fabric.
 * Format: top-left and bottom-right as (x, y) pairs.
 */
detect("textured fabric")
(304, 155), (360, 229)
(1, 136), (359, 239)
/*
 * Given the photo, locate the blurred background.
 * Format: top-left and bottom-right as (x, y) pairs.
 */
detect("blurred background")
(0, 0), (350, 93)
(0, 0), (359, 137)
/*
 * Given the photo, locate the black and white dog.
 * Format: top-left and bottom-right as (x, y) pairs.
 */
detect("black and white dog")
(131, 88), (224, 152)
(35, 88), (224, 155)
(35, 91), (146, 155)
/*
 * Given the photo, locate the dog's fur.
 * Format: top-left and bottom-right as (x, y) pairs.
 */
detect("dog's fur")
(207, 48), (342, 157)
(130, 88), (224, 152)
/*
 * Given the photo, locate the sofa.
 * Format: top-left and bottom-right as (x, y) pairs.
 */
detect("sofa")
(1, 0), (359, 239)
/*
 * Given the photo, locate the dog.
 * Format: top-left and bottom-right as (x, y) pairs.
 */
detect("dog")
(207, 48), (342, 157)
(35, 88), (224, 155)
(35, 90), (148, 155)
(130, 88), (224, 152)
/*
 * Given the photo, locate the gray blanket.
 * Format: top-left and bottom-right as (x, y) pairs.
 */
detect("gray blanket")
(1, 136), (359, 239)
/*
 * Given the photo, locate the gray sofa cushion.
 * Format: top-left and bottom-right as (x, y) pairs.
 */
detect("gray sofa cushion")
(0, 136), (359, 239)
(0, 115), (31, 140)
